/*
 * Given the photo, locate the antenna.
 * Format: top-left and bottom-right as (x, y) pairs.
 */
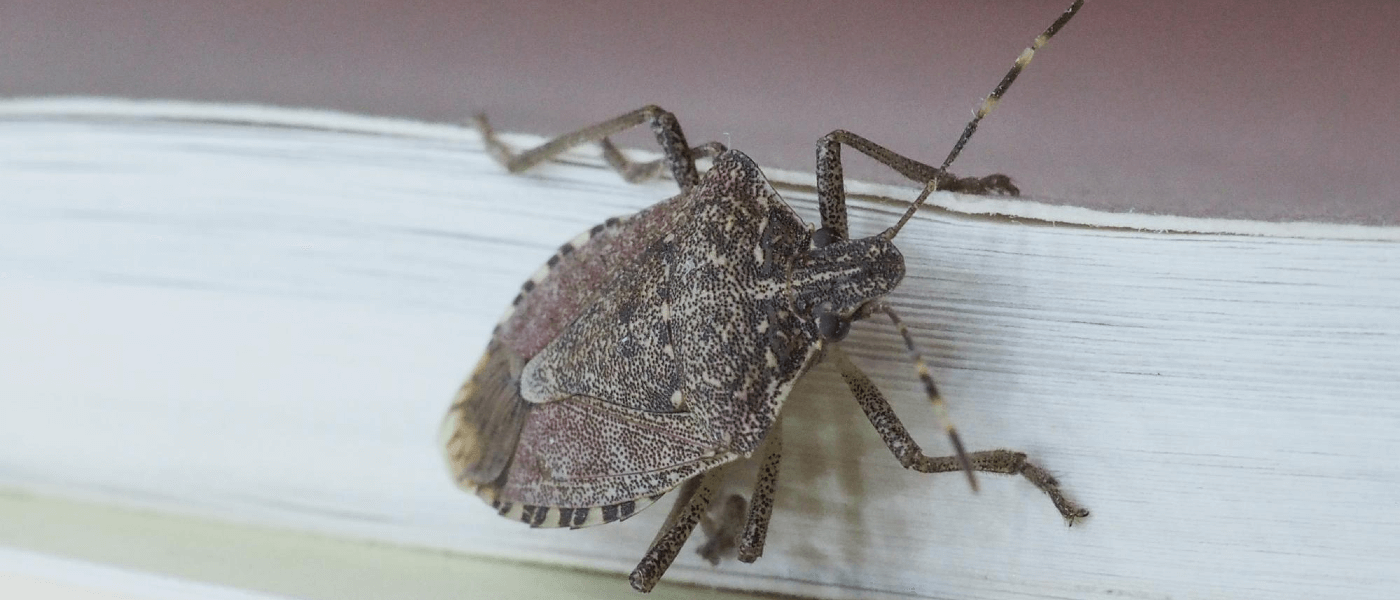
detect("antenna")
(886, 0), (1085, 240)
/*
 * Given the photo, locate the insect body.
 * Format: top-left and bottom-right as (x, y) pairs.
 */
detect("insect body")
(441, 1), (1089, 592)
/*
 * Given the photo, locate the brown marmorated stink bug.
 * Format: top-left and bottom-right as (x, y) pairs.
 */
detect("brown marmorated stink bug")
(441, 1), (1090, 592)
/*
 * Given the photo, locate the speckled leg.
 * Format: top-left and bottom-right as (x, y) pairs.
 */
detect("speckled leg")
(737, 420), (782, 563)
(693, 417), (783, 566)
(816, 131), (941, 241)
(814, 130), (1018, 241)
(630, 468), (725, 593)
(472, 106), (726, 192)
(600, 137), (727, 184)
(910, 450), (1087, 525)
(814, 0), (1085, 239)
(831, 346), (1090, 524)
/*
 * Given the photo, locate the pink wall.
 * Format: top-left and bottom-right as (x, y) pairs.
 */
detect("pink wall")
(4, 0), (1396, 224)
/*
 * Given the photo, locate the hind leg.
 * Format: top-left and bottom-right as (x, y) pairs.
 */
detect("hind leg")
(629, 468), (726, 592)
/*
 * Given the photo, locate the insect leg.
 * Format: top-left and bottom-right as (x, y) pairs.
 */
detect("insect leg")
(830, 345), (1089, 523)
(814, 131), (1022, 242)
(473, 106), (721, 191)
(737, 418), (781, 563)
(600, 137), (728, 184)
(863, 305), (979, 490)
(692, 417), (782, 565)
(819, 0), (1084, 240)
(629, 468), (725, 593)
(815, 130), (942, 241)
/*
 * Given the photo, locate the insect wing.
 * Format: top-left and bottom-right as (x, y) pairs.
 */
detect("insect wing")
(520, 151), (821, 455)
(439, 339), (530, 490)
(499, 395), (736, 528)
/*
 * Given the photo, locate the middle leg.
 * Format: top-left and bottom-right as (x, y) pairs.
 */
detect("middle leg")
(474, 105), (716, 192)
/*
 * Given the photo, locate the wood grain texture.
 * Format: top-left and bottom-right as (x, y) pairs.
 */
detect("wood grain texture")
(1, 100), (1398, 600)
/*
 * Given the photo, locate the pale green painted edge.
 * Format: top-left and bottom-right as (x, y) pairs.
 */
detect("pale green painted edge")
(0, 490), (775, 600)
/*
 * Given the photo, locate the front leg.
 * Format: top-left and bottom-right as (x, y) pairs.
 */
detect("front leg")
(831, 345), (1089, 523)
(812, 1), (1083, 239)
(814, 131), (1017, 241)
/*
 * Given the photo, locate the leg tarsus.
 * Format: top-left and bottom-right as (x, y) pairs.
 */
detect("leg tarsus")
(1016, 456), (1091, 524)
(906, 449), (1089, 523)
(472, 113), (517, 171)
(943, 173), (1020, 196)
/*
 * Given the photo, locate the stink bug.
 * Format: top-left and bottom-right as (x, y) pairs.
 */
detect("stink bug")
(441, 1), (1090, 592)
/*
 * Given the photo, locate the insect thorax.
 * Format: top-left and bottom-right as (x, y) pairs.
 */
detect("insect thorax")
(516, 151), (907, 455)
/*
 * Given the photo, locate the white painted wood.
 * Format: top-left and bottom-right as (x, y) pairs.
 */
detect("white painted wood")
(1, 99), (1397, 600)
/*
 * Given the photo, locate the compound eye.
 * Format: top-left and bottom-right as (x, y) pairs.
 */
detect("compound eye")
(812, 227), (838, 248)
(816, 309), (851, 342)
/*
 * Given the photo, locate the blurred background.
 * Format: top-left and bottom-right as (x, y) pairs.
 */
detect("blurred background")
(3, 0), (1397, 224)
